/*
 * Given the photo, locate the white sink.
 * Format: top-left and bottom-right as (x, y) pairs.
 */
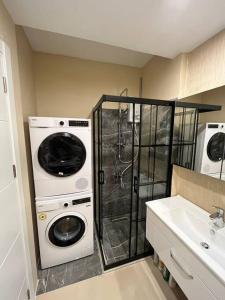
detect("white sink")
(146, 195), (225, 285)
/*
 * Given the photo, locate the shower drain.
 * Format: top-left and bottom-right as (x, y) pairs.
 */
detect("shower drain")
(200, 242), (210, 249)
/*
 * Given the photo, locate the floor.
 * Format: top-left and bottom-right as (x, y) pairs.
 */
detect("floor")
(36, 217), (150, 295)
(102, 216), (151, 265)
(36, 236), (103, 295)
(37, 257), (187, 300)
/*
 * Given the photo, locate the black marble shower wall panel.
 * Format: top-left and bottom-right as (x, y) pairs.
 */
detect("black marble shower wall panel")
(100, 106), (172, 219)
(101, 108), (134, 219)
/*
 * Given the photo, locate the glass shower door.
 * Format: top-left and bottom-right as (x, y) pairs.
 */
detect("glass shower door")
(100, 101), (134, 266)
(94, 97), (175, 269)
(132, 104), (173, 256)
(93, 107), (103, 238)
(172, 107), (198, 169)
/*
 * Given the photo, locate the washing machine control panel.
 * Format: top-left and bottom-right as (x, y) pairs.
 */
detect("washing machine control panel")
(72, 197), (91, 205)
(61, 197), (91, 208)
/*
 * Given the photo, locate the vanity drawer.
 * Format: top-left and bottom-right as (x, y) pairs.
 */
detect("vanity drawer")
(146, 208), (222, 300)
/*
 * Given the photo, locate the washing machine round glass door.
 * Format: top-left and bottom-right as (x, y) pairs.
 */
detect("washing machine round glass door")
(48, 214), (86, 247)
(38, 132), (86, 177)
(207, 132), (225, 162)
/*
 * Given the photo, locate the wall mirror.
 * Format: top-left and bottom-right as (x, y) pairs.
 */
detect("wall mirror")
(173, 86), (225, 181)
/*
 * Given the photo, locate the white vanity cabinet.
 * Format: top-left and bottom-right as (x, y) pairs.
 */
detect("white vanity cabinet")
(146, 196), (225, 300)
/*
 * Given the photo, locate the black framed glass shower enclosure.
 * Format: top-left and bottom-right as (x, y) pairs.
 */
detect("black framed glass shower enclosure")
(93, 95), (220, 270)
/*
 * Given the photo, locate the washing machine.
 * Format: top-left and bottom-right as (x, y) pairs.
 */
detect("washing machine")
(36, 192), (94, 269)
(29, 116), (92, 199)
(195, 123), (225, 177)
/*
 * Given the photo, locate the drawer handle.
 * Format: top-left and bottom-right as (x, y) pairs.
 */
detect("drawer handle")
(170, 249), (194, 280)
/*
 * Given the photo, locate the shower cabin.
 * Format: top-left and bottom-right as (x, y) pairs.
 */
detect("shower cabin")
(93, 95), (220, 270)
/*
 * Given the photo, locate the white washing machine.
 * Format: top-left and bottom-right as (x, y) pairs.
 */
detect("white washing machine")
(195, 123), (225, 177)
(36, 192), (94, 269)
(29, 116), (92, 199)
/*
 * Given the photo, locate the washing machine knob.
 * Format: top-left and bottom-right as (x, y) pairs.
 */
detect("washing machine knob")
(59, 121), (64, 126)
(64, 202), (69, 208)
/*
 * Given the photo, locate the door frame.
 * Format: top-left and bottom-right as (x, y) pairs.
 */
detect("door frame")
(0, 40), (35, 298)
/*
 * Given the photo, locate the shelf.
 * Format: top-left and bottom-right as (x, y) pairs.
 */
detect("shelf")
(175, 101), (221, 113)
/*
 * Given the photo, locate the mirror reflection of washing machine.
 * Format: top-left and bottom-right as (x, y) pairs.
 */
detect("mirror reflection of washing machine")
(36, 192), (93, 269)
(29, 117), (92, 198)
(207, 132), (225, 162)
(195, 123), (225, 177)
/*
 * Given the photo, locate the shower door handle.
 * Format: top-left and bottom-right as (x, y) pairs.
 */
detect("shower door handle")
(99, 170), (105, 184)
(134, 176), (138, 193)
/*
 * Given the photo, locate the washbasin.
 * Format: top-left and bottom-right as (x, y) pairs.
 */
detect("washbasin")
(146, 195), (225, 284)
(163, 207), (225, 270)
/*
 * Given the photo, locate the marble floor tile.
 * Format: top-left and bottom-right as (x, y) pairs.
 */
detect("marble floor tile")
(37, 235), (103, 295)
(46, 263), (67, 292)
(101, 217), (148, 266)
(36, 268), (49, 295)
(37, 257), (187, 300)
(37, 219), (149, 295)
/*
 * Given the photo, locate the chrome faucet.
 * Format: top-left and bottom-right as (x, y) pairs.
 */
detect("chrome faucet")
(209, 206), (224, 228)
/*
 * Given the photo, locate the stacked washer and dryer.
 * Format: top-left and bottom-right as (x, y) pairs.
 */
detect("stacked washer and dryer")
(29, 117), (93, 269)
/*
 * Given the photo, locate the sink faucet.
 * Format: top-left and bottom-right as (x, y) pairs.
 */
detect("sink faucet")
(209, 206), (224, 228)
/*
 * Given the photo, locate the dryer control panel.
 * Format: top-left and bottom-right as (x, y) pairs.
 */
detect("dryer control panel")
(207, 123), (225, 130)
(69, 120), (89, 127)
(29, 116), (90, 128)
(58, 119), (89, 127)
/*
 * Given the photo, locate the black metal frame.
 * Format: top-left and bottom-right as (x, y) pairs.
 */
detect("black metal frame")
(92, 95), (221, 270)
(172, 106), (199, 170)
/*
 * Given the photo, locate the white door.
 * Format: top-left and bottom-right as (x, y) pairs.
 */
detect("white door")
(0, 42), (31, 299)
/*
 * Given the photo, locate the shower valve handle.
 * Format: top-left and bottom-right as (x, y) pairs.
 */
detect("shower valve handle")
(99, 170), (105, 184)
(134, 176), (138, 193)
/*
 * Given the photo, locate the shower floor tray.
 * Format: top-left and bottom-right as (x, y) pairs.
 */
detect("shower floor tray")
(101, 215), (150, 266)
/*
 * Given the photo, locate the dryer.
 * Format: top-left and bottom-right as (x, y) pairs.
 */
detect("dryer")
(29, 116), (92, 198)
(195, 123), (225, 177)
(36, 192), (94, 269)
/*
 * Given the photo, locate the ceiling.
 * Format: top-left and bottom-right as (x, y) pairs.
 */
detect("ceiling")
(23, 27), (152, 68)
(4, 0), (225, 59)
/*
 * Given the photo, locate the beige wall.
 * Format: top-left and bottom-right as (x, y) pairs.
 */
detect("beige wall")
(0, 0), (37, 287)
(172, 165), (225, 214)
(141, 53), (205, 104)
(33, 28), (225, 118)
(34, 52), (141, 118)
(142, 29), (225, 103)
(142, 55), (183, 100)
(16, 26), (36, 120)
(182, 30), (225, 98)
(198, 85), (225, 123)
(16, 25), (39, 262)
(180, 93), (203, 104)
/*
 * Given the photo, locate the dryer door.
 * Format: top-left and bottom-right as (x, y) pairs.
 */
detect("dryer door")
(38, 132), (86, 177)
(48, 213), (86, 247)
(207, 132), (225, 162)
